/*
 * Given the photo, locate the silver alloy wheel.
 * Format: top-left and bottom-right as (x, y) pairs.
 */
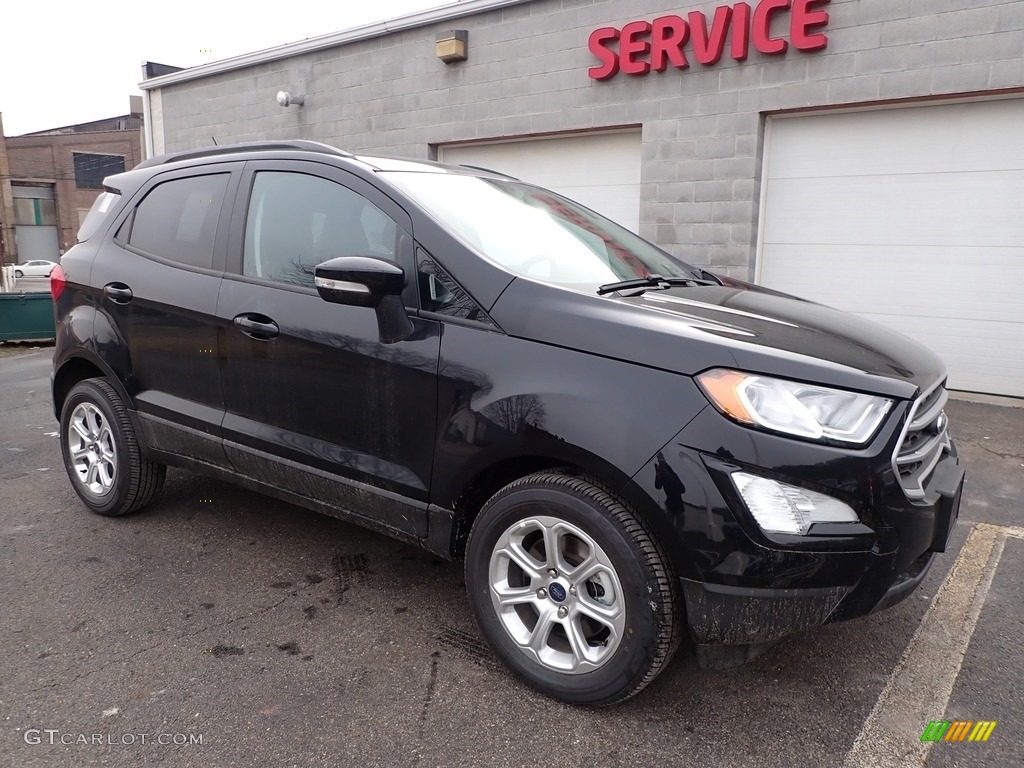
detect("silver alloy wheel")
(488, 514), (626, 674)
(67, 402), (117, 497)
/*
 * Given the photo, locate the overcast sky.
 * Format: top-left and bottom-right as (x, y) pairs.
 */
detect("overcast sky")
(0, 0), (453, 136)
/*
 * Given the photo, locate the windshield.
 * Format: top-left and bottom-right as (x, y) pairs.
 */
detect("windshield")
(384, 172), (698, 290)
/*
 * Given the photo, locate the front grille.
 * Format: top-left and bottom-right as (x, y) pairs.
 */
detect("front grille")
(893, 380), (951, 501)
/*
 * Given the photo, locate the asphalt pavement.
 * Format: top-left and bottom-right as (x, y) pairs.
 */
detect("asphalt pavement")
(0, 346), (1020, 768)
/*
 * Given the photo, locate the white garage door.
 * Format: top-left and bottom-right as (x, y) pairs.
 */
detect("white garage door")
(439, 131), (642, 232)
(758, 99), (1024, 397)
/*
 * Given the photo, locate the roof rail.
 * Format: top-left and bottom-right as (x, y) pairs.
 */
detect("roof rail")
(136, 140), (353, 169)
(457, 164), (519, 180)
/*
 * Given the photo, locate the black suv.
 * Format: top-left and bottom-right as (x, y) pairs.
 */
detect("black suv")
(52, 140), (964, 705)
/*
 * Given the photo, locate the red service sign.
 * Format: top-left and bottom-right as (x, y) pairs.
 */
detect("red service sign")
(588, 0), (830, 80)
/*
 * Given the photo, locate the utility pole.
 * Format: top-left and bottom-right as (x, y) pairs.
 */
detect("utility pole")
(0, 113), (18, 268)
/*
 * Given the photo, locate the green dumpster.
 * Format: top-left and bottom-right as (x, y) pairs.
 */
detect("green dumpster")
(0, 292), (56, 342)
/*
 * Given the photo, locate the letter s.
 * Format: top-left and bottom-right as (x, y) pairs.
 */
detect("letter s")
(588, 27), (620, 80)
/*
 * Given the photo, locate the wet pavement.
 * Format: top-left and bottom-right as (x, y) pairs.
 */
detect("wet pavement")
(1, 347), (1020, 767)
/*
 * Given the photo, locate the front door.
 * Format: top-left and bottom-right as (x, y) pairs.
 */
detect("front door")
(217, 161), (439, 537)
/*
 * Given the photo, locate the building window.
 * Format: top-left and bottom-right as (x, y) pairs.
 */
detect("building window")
(13, 197), (56, 226)
(72, 152), (126, 189)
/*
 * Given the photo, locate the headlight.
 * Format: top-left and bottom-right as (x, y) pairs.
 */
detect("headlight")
(732, 472), (859, 535)
(696, 369), (892, 445)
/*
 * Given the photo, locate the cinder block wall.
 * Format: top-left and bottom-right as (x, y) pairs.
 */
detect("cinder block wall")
(155, 0), (1024, 279)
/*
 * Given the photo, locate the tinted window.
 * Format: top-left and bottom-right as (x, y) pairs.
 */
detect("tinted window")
(419, 257), (493, 325)
(129, 174), (228, 269)
(77, 191), (121, 242)
(243, 171), (398, 289)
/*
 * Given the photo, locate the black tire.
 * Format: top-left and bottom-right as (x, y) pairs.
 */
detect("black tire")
(59, 378), (166, 516)
(465, 471), (681, 706)
(14, 269), (23, 278)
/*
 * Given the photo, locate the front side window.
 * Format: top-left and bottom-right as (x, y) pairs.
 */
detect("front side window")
(243, 172), (399, 289)
(385, 172), (698, 291)
(128, 174), (228, 269)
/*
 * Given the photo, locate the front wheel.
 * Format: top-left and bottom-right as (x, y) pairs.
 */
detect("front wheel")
(14, 269), (23, 278)
(59, 378), (166, 516)
(465, 471), (682, 706)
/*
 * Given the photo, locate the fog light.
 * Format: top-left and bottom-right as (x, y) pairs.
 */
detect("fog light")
(732, 472), (858, 535)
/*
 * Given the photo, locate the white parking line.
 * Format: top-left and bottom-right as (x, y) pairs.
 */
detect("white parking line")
(844, 523), (1023, 767)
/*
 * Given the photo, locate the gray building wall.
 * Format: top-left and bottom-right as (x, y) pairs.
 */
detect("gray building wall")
(151, 0), (1024, 279)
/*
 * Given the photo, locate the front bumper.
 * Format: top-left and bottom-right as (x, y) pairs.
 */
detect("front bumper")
(624, 403), (964, 668)
(679, 547), (940, 669)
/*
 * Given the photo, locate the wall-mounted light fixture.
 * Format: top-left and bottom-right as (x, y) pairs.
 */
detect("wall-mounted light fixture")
(436, 30), (469, 63)
(276, 91), (305, 107)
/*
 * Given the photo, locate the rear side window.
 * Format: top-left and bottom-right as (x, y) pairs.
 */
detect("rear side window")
(77, 192), (121, 242)
(128, 174), (229, 269)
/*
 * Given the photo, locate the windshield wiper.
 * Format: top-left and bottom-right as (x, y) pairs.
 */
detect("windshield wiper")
(597, 273), (718, 295)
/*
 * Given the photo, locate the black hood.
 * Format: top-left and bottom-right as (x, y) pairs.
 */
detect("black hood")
(490, 278), (946, 400)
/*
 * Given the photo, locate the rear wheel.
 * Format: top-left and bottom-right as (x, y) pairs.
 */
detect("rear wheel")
(465, 471), (681, 706)
(59, 378), (165, 516)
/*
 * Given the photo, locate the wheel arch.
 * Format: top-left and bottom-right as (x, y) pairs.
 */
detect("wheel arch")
(53, 351), (131, 421)
(444, 446), (641, 561)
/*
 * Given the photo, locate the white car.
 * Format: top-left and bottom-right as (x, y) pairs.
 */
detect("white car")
(14, 260), (57, 278)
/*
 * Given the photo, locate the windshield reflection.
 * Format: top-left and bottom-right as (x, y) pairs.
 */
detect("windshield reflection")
(385, 172), (696, 290)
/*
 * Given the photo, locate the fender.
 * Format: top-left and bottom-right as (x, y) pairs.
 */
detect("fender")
(89, 302), (137, 399)
(52, 347), (134, 419)
(52, 300), (136, 419)
(429, 322), (709, 517)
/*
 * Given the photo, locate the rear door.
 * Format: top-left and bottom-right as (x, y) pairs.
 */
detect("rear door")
(217, 160), (440, 537)
(91, 163), (241, 463)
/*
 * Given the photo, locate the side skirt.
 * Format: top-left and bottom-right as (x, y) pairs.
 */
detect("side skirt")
(136, 413), (456, 558)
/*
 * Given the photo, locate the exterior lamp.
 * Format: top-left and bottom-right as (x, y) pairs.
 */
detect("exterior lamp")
(276, 91), (305, 107)
(436, 30), (469, 63)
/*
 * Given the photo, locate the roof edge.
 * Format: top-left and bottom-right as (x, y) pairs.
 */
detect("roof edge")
(139, 0), (534, 91)
(16, 115), (141, 137)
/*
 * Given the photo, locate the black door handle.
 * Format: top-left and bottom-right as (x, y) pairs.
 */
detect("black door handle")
(103, 283), (133, 304)
(233, 314), (279, 340)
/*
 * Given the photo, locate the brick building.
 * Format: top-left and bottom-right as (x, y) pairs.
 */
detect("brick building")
(137, 0), (1024, 397)
(0, 102), (144, 267)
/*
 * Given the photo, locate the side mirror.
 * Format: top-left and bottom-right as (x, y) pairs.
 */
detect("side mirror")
(314, 256), (413, 344)
(314, 256), (405, 308)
